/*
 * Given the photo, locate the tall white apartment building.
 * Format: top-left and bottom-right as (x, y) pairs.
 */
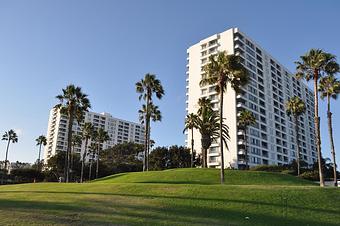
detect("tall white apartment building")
(44, 108), (145, 162)
(185, 27), (317, 169)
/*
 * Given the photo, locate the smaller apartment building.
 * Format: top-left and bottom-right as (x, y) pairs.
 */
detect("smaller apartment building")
(44, 108), (145, 162)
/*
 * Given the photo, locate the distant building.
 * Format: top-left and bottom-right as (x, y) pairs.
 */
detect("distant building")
(185, 27), (317, 169)
(44, 108), (145, 162)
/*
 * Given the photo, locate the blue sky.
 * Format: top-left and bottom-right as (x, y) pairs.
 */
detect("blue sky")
(0, 0), (339, 167)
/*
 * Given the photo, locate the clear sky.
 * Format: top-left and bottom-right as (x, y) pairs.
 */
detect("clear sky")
(0, 0), (339, 167)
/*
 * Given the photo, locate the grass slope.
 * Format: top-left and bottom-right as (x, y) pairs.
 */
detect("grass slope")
(95, 168), (315, 185)
(0, 168), (338, 226)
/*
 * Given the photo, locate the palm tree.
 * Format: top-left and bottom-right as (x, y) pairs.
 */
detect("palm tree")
(295, 49), (339, 187)
(94, 128), (110, 179)
(55, 84), (91, 182)
(319, 75), (340, 186)
(35, 135), (47, 171)
(195, 98), (229, 168)
(285, 97), (306, 176)
(2, 130), (18, 171)
(138, 103), (162, 170)
(70, 134), (82, 178)
(183, 113), (198, 167)
(88, 143), (97, 181)
(136, 73), (164, 171)
(200, 51), (248, 183)
(80, 122), (94, 183)
(238, 110), (256, 170)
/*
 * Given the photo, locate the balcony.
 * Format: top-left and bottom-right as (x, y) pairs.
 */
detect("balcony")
(237, 139), (245, 145)
(238, 149), (246, 155)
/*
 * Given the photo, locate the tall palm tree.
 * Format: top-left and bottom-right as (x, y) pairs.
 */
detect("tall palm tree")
(285, 97), (306, 176)
(183, 113), (198, 168)
(138, 103), (162, 170)
(2, 130), (18, 171)
(295, 49), (339, 187)
(238, 110), (256, 170)
(319, 75), (340, 186)
(55, 84), (91, 182)
(80, 122), (94, 183)
(200, 51), (248, 183)
(136, 73), (164, 171)
(35, 135), (47, 171)
(94, 128), (110, 179)
(88, 142), (97, 181)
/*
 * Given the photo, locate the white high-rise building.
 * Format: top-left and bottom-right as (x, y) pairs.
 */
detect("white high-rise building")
(44, 108), (145, 162)
(185, 27), (317, 169)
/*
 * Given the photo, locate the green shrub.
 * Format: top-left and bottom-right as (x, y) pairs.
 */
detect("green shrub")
(281, 169), (296, 175)
(299, 171), (319, 181)
(249, 165), (286, 172)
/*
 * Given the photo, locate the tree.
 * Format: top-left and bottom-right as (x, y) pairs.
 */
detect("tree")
(94, 128), (110, 179)
(138, 102), (162, 171)
(55, 84), (91, 182)
(70, 134), (82, 177)
(35, 135), (47, 171)
(88, 143), (97, 181)
(45, 151), (82, 182)
(80, 122), (94, 183)
(149, 146), (192, 170)
(285, 97), (306, 176)
(295, 49), (340, 187)
(195, 98), (230, 168)
(183, 113), (198, 168)
(136, 73), (164, 171)
(201, 51), (248, 184)
(238, 110), (256, 170)
(2, 129), (18, 172)
(100, 142), (144, 176)
(319, 75), (340, 186)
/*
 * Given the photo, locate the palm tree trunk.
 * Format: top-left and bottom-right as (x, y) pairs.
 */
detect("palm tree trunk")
(294, 116), (300, 176)
(327, 95), (337, 187)
(70, 144), (75, 181)
(201, 147), (207, 168)
(313, 73), (324, 187)
(144, 97), (151, 172)
(80, 139), (88, 183)
(89, 159), (92, 181)
(147, 123), (151, 171)
(4, 139), (10, 172)
(244, 127), (248, 170)
(191, 128), (194, 168)
(65, 110), (74, 183)
(219, 84), (225, 184)
(95, 144), (99, 179)
(38, 144), (42, 172)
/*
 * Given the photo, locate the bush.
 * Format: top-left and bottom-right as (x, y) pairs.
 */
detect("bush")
(249, 165), (287, 172)
(299, 171), (319, 181)
(281, 169), (296, 175)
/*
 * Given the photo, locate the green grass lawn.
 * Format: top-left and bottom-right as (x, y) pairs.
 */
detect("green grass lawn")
(0, 168), (339, 225)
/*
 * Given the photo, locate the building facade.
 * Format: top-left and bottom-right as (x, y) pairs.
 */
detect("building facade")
(185, 27), (316, 169)
(44, 108), (145, 162)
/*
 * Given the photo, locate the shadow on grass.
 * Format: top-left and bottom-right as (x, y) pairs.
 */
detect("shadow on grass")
(0, 189), (338, 217)
(0, 195), (337, 226)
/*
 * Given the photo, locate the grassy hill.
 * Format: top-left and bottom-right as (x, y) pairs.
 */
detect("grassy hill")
(94, 168), (315, 185)
(0, 168), (339, 226)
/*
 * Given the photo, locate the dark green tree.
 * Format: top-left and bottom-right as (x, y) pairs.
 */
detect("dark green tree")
(55, 84), (91, 182)
(136, 73), (164, 171)
(2, 129), (18, 172)
(286, 97), (306, 176)
(295, 49), (339, 187)
(201, 51), (248, 183)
